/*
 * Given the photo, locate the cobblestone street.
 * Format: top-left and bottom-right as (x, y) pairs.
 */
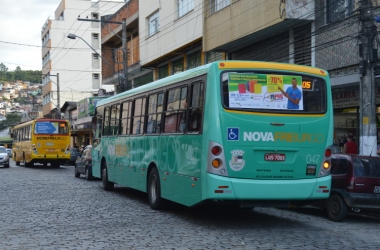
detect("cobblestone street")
(1, 161), (379, 250)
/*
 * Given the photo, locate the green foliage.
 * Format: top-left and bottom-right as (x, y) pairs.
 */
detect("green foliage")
(0, 64), (41, 83)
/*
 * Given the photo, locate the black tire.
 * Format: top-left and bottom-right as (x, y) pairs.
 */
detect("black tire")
(102, 163), (114, 191)
(148, 168), (165, 210)
(4, 164), (9, 168)
(24, 156), (32, 168)
(327, 194), (348, 222)
(52, 162), (60, 168)
(75, 167), (80, 178)
(85, 167), (91, 180)
(16, 161), (20, 166)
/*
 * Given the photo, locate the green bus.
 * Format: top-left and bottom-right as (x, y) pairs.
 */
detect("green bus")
(92, 61), (333, 210)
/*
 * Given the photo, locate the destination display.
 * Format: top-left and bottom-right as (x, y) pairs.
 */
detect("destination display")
(35, 122), (58, 134)
(227, 73), (304, 110)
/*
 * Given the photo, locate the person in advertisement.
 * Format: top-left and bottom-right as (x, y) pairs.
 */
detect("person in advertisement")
(278, 78), (302, 109)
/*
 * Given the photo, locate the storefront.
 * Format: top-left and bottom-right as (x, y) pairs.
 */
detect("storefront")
(332, 86), (380, 151)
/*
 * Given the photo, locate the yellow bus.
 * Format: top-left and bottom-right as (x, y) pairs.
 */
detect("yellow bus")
(12, 118), (71, 168)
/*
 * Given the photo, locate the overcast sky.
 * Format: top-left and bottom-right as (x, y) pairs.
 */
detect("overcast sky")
(0, 0), (62, 71)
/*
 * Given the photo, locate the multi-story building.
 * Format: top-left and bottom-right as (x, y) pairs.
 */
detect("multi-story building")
(101, 0), (144, 92)
(138, 0), (219, 82)
(41, 0), (125, 117)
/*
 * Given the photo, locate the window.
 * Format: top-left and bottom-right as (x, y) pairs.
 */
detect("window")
(172, 58), (184, 75)
(187, 50), (201, 69)
(93, 34), (98, 40)
(146, 92), (163, 134)
(93, 54), (99, 60)
(188, 82), (203, 133)
(326, 0), (355, 24)
(158, 64), (169, 79)
(110, 104), (120, 135)
(164, 87), (188, 133)
(132, 98), (146, 134)
(178, 0), (194, 18)
(210, 0), (230, 15)
(92, 13), (99, 19)
(121, 101), (131, 135)
(103, 107), (110, 136)
(149, 12), (159, 36)
(94, 74), (99, 80)
(331, 157), (348, 175)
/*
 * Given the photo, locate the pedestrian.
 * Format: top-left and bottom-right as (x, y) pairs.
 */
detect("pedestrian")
(342, 134), (358, 154)
(331, 139), (341, 154)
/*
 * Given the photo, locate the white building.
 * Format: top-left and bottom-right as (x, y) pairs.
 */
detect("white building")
(41, 0), (124, 117)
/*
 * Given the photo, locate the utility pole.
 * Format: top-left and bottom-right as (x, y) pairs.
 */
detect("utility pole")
(57, 73), (60, 119)
(122, 18), (128, 92)
(359, 0), (377, 155)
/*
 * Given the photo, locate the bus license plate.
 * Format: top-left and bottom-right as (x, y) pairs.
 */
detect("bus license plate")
(264, 153), (285, 161)
(374, 186), (380, 193)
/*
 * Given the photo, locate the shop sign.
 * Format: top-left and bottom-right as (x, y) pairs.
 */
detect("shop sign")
(332, 87), (380, 108)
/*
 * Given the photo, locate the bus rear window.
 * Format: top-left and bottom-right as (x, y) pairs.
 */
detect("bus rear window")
(222, 72), (327, 113)
(34, 121), (69, 135)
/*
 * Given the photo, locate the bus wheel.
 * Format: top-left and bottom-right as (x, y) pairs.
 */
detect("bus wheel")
(148, 168), (165, 210)
(102, 163), (114, 191)
(327, 194), (348, 222)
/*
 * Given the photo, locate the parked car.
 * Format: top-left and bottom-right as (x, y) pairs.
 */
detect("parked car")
(68, 147), (81, 165)
(0, 146), (10, 168)
(325, 154), (380, 222)
(75, 145), (92, 180)
(6, 148), (12, 158)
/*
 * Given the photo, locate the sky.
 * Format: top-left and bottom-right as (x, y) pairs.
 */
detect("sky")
(0, 0), (62, 71)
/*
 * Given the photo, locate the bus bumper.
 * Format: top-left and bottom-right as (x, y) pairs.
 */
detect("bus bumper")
(205, 173), (331, 200)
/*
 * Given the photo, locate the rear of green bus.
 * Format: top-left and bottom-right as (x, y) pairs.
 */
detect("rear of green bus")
(204, 61), (333, 208)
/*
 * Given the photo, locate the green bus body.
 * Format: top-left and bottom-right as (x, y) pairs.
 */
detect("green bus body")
(92, 61), (333, 208)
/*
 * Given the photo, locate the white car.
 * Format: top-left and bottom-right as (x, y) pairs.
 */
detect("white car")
(0, 146), (10, 168)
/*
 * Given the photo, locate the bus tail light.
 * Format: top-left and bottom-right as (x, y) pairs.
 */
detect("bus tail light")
(211, 146), (222, 156)
(318, 147), (332, 177)
(325, 149), (331, 157)
(212, 159), (222, 168)
(65, 145), (70, 154)
(323, 161), (330, 169)
(207, 141), (228, 176)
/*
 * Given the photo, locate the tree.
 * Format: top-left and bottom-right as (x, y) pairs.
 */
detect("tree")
(0, 63), (9, 81)
(14, 66), (26, 81)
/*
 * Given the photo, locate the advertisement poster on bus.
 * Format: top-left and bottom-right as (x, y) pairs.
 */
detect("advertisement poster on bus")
(227, 73), (304, 110)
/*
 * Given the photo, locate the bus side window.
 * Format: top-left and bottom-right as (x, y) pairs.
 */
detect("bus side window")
(177, 87), (187, 133)
(188, 82), (203, 133)
(103, 107), (110, 136)
(132, 97), (146, 135)
(121, 101), (131, 135)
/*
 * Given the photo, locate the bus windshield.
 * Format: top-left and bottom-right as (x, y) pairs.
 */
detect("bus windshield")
(222, 71), (327, 113)
(34, 121), (69, 135)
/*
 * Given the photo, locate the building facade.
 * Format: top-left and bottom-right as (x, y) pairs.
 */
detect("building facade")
(41, 0), (125, 117)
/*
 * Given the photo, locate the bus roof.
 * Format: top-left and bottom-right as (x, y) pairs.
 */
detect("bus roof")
(96, 60), (328, 108)
(13, 118), (69, 129)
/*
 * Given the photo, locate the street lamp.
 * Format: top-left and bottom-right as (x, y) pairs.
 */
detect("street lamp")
(67, 33), (120, 90)
(67, 29), (128, 90)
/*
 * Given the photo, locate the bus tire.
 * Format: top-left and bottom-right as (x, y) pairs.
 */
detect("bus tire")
(148, 168), (165, 210)
(102, 163), (114, 191)
(52, 162), (60, 168)
(327, 194), (348, 222)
